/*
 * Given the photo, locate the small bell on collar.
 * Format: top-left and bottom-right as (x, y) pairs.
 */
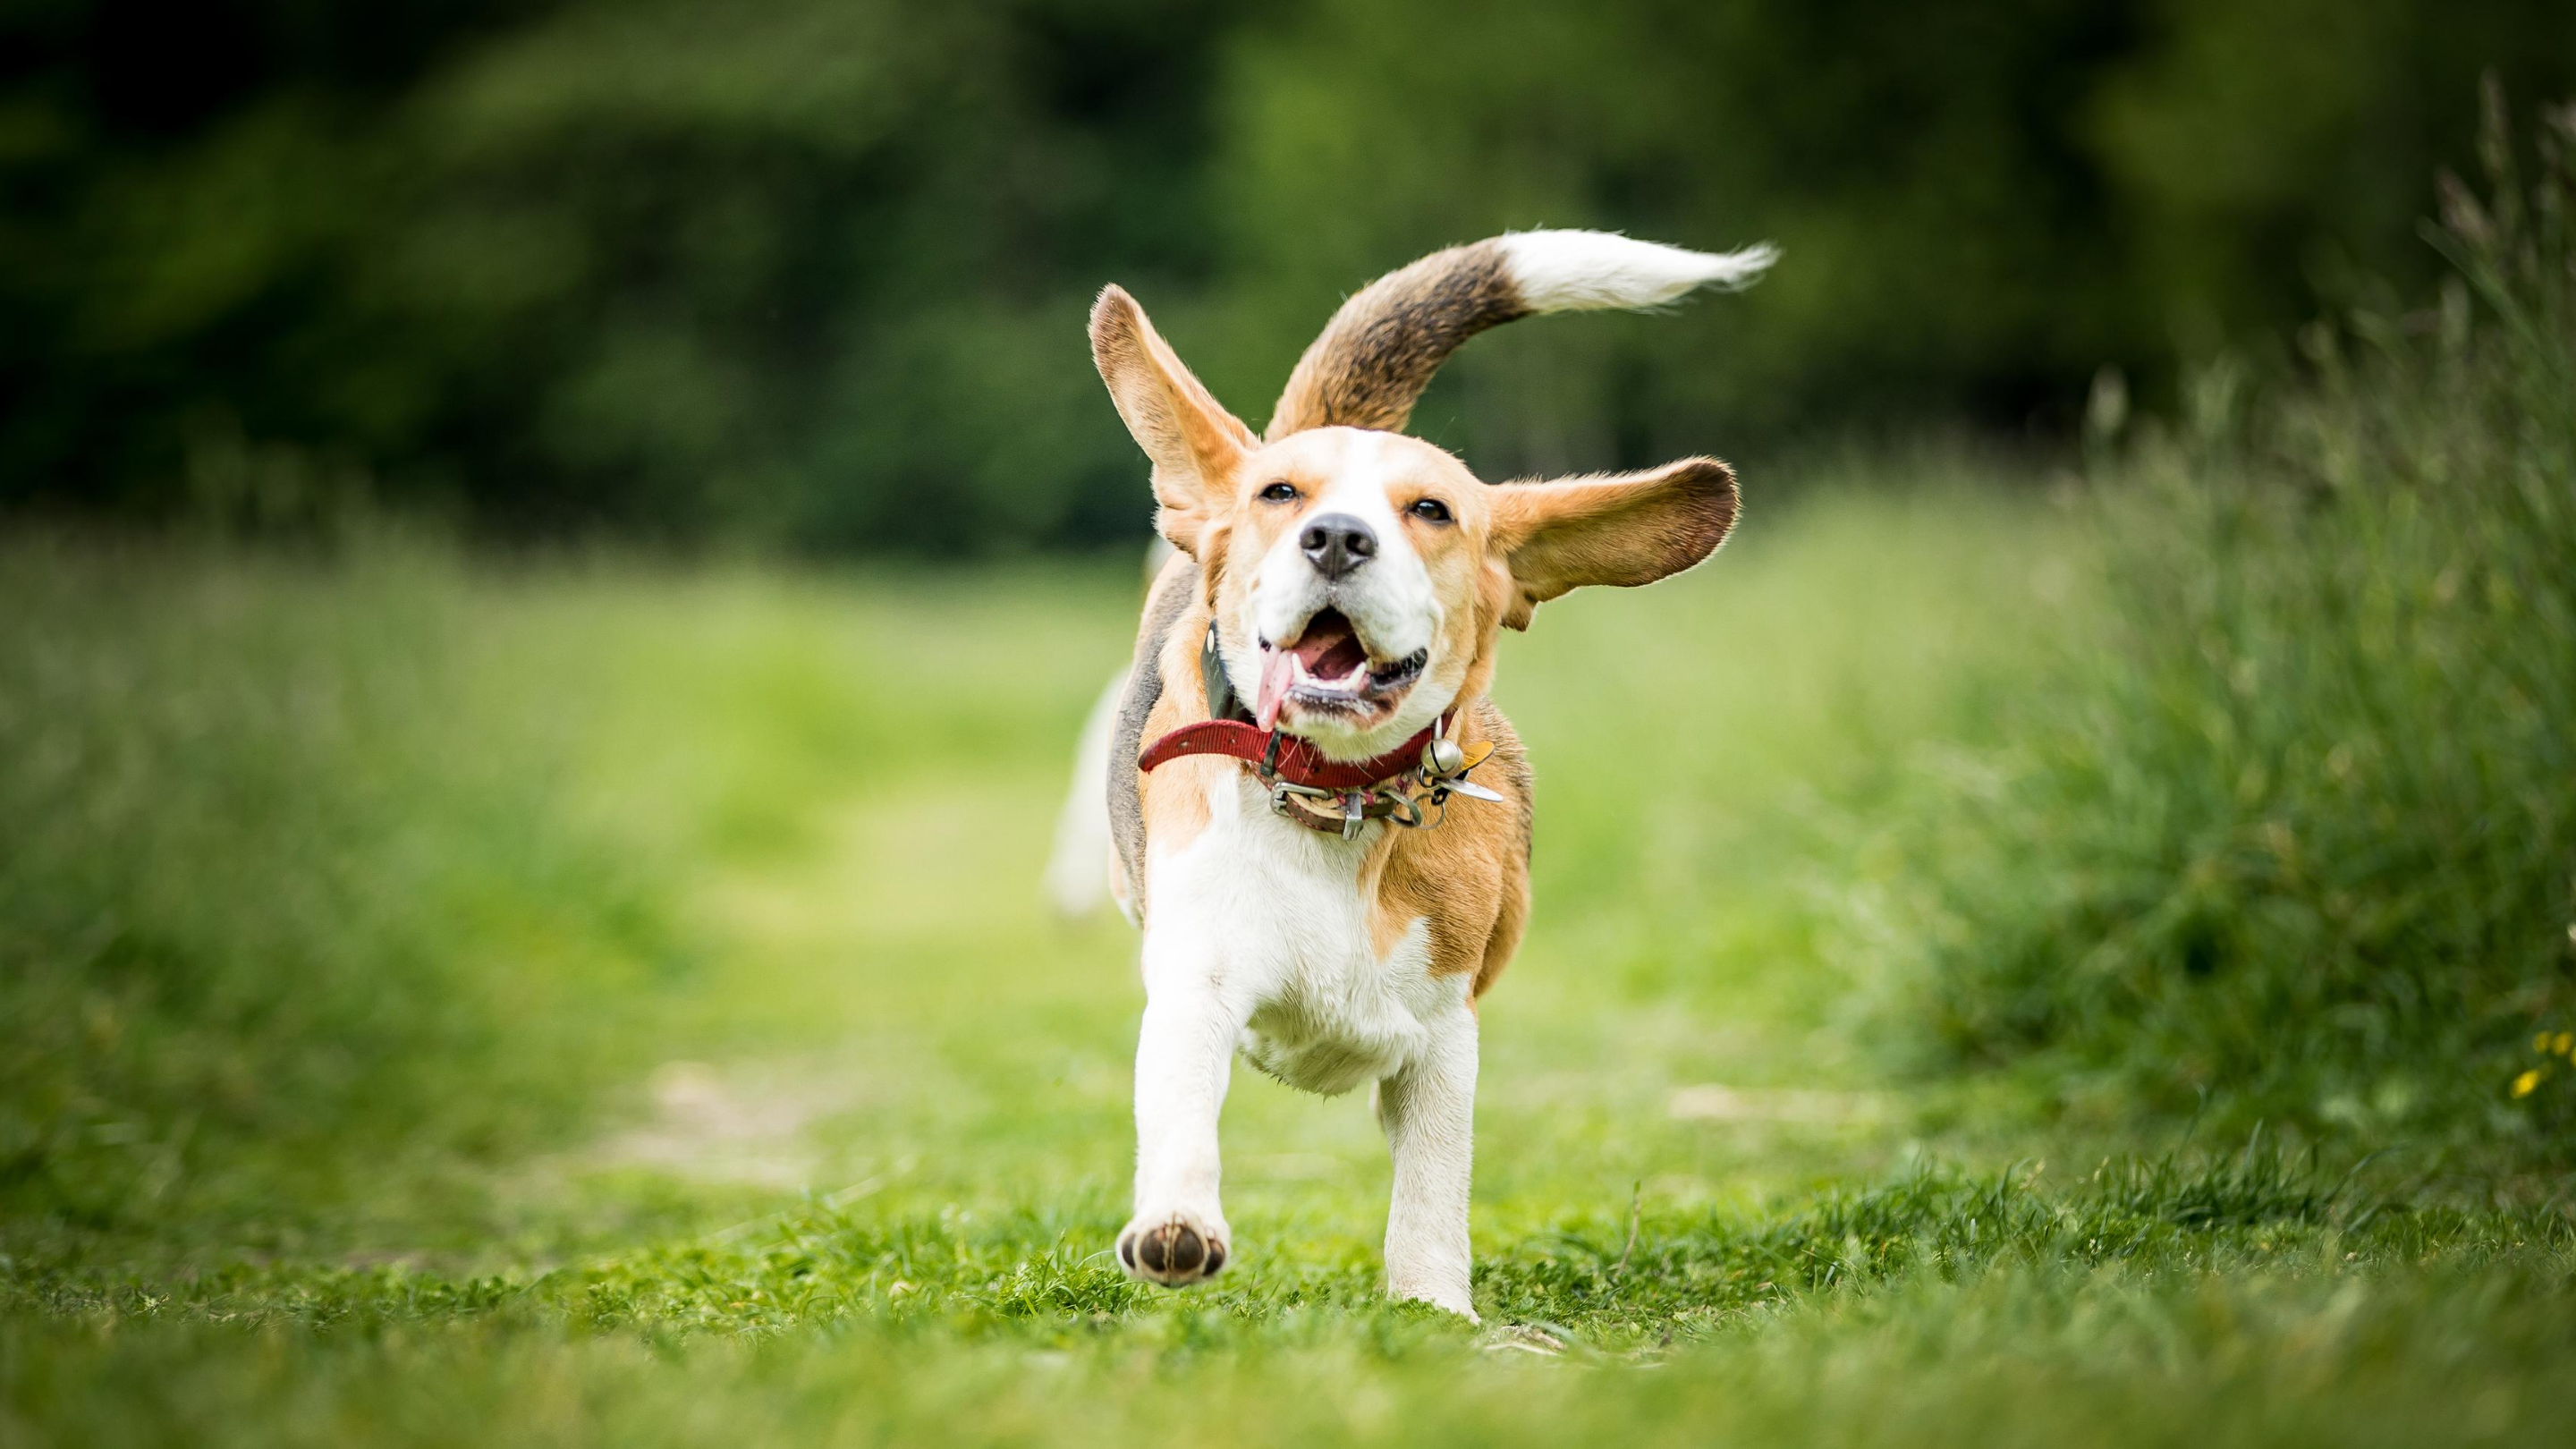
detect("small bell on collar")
(1422, 735), (1467, 779)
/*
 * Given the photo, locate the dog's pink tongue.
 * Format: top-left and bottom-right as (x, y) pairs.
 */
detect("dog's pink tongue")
(1255, 649), (1293, 730)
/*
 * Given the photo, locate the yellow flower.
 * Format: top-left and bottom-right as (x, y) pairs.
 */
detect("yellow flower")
(2555, 1031), (2574, 1057)
(2512, 1068), (2546, 1098)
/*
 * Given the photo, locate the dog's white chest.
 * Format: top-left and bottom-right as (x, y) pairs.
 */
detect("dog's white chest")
(1142, 773), (1462, 1097)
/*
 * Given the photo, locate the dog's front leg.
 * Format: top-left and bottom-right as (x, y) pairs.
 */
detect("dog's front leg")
(1377, 1004), (1479, 1320)
(1117, 938), (1245, 1286)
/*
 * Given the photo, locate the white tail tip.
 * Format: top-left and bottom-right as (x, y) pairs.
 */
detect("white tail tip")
(1498, 230), (1777, 314)
(1043, 669), (1127, 919)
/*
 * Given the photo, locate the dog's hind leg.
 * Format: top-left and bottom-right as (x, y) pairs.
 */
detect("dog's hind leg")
(1376, 1003), (1479, 1320)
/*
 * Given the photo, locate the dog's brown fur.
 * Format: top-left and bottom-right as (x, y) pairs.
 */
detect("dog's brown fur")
(1094, 257), (1736, 1001)
(1088, 228), (1767, 1312)
(1268, 240), (1531, 437)
(1122, 555), (1537, 996)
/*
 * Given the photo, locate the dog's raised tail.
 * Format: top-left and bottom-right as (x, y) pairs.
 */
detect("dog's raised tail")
(1267, 230), (1775, 440)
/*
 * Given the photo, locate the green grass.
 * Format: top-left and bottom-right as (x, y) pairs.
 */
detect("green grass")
(12, 131), (2576, 1436)
(7, 448), (2573, 1440)
(1885, 102), (2576, 1165)
(5, 1155), (2572, 1445)
(3, 473), (2052, 1266)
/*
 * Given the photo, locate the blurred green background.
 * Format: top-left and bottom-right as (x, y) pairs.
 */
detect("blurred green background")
(6, 0), (2572, 548)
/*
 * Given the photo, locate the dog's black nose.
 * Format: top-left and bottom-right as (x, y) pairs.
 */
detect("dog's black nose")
(1300, 513), (1376, 578)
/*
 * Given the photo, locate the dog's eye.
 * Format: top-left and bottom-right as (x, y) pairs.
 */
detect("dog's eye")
(1408, 497), (1453, 524)
(1258, 481), (1299, 504)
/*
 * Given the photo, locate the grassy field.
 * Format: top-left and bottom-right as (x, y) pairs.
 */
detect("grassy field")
(5, 124), (2573, 1448)
(5, 453), (2572, 1443)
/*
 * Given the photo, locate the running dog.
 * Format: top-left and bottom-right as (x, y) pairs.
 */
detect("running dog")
(1078, 230), (1772, 1318)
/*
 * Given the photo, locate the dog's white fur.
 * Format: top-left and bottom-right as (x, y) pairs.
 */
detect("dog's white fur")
(1132, 766), (1480, 1309)
(1079, 230), (1765, 1319)
(1236, 430), (1453, 759)
(1053, 239), (1776, 913)
(1043, 671), (1126, 919)
(1498, 230), (1777, 311)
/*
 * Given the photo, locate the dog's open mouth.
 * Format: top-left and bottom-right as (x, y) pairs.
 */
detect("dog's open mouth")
(1255, 608), (1427, 728)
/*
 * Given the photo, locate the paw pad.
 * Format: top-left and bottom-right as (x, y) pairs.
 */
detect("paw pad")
(1116, 1216), (1229, 1286)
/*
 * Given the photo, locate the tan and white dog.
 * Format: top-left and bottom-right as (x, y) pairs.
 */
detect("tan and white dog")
(1076, 230), (1771, 1319)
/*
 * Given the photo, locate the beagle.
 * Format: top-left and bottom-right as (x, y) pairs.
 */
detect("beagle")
(1080, 230), (1771, 1318)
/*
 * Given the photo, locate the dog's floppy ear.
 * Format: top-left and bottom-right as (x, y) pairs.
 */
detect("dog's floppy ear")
(1090, 286), (1256, 558)
(1487, 457), (1739, 630)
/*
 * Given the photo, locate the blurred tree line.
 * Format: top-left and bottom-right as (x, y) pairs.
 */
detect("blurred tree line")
(4, 0), (2571, 553)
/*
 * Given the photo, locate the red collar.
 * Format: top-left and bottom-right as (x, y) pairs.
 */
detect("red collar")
(1138, 717), (1439, 791)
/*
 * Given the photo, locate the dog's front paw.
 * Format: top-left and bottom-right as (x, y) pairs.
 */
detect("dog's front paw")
(1115, 1209), (1229, 1287)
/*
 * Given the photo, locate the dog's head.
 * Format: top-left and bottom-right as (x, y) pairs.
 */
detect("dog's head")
(1091, 232), (1765, 761)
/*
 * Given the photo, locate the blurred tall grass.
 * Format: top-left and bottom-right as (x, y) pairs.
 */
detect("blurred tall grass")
(0, 541), (691, 1254)
(0, 538), (1151, 1262)
(1895, 89), (2576, 1165)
